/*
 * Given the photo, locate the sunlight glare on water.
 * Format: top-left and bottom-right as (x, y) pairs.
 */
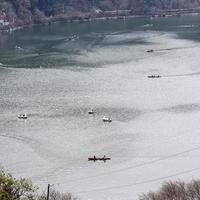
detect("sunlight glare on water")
(1, 15), (200, 200)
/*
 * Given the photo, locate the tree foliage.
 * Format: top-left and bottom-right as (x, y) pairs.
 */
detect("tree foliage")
(0, 170), (79, 200)
(0, 0), (200, 27)
(139, 180), (200, 200)
(49, 189), (79, 200)
(0, 170), (38, 200)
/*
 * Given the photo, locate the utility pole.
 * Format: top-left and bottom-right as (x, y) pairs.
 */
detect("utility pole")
(47, 184), (50, 200)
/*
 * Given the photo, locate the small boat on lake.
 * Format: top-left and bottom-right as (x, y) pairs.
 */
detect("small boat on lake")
(15, 45), (22, 49)
(102, 116), (112, 122)
(148, 75), (161, 78)
(88, 155), (111, 162)
(146, 49), (154, 53)
(18, 113), (27, 119)
(88, 109), (94, 114)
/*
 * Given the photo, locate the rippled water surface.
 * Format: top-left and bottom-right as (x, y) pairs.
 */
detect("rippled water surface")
(2, 14), (200, 200)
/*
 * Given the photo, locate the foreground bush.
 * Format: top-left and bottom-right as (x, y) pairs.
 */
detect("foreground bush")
(0, 170), (78, 200)
(49, 189), (79, 200)
(139, 180), (200, 200)
(0, 170), (37, 200)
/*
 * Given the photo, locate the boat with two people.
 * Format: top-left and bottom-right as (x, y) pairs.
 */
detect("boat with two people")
(146, 49), (154, 53)
(147, 75), (161, 78)
(88, 155), (111, 162)
(18, 113), (27, 119)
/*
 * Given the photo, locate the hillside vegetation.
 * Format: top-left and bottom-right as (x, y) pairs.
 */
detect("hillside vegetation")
(0, 0), (200, 30)
(140, 180), (200, 200)
(2, 169), (200, 200)
(0, 169), (79, 200)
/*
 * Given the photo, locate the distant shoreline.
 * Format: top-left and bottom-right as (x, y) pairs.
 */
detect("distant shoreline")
(2, 7), (200, 33)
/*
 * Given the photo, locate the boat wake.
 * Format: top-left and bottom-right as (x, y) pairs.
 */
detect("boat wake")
(154, 45), (199, 52)
(0, 62), (17, 68)
(0, 62), (40, 69)
(163, 71), (200, 78)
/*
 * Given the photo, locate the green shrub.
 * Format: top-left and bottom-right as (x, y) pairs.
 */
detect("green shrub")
(0, 170), (38, 200)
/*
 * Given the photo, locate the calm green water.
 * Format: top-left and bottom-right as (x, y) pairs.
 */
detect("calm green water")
(1, 14), (200, 69)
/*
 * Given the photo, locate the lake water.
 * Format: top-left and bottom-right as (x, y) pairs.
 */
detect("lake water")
(1, 14), (200, 200)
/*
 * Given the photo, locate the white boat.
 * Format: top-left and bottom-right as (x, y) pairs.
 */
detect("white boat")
(88, 109), (94, 114)
(102, 116), (112, 122)
(18, 113), (27, 119)
(15, 45), (22, 50)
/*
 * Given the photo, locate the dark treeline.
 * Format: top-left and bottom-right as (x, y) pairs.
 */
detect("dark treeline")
(140, 180), (200, 200)
(0, 0), (200, 30)
(6, 0), (200, 15)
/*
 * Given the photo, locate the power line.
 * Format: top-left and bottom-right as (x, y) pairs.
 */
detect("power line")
(1, 130), (200, 185)
(1, 131), (200, 186)
(55, 145), (200, 185)
(26, 140), (200, 187)
(76, 167), (200, 194)
(34, 144), (200, 188)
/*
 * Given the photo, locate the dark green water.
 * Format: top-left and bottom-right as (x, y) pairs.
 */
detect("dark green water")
(1, 14), (200, 69)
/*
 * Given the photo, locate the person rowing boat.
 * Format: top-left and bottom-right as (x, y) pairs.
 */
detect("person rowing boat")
(88, 155), (111, 162)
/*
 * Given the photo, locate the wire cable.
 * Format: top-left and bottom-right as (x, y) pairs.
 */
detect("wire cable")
(52, 144), (200, 186)
(76, 167), (200, 194)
